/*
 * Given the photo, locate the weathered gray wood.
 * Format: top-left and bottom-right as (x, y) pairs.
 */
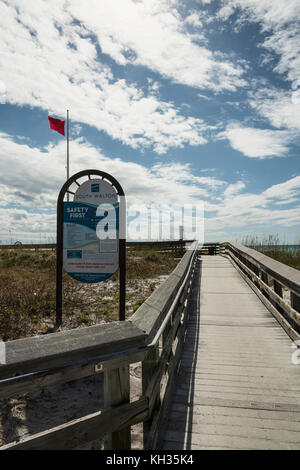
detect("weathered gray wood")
(154, 258), (200, 450)
(223, 241), (300, 296)
(157, 256), (300, 450)
(229, 254), (300, 341)
(274, 280), (283, 297)
(104, 365), (131, 450)
(142, 260), (197, 449)
(291, 292), (300, 314)
(0, 347), (147, 401)
(1, 396), (148, 450)
(130, 242), (197, 343)
(227, 250), (300, 331)
(0, 361), (97, 400)
(162, 429), (300, 450)
(260, 270), (270, 299)
(0, 321), (147, 380)
(142, 346), (160, 449)
(145, 307), (183, 412)
(0, 240), (198, 451)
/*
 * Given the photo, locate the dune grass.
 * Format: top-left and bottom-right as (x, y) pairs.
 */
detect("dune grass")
(0, 247), (179, 341)
(241, 235), (300, 271)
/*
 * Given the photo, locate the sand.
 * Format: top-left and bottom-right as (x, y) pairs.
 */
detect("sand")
(0, 363), (143, 449)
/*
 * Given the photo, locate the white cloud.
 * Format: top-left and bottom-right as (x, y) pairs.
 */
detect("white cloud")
(151, 162), (226, 190)
(0, 132), (205, 206)
(0, 132), (299, 242)
(0, 207), (56, 242)
(249, 87), (300, 132)
(68, 0), (247, 92)
(0, 132), (224, 241)
(218, 0), (300, 85)
(218, 124), (295, 158)
(0, 80), (6, 104)
(184, 12), (203, 28)
(197, 93), (211, 101)
(71, 124), (82, 137)
(205, 175), (300, 233)
(0, 0), (214, 154)
(218, 0), (300, 29)
(262, 176), (300, 201)
(224, 181), (245, 197)
(215, 1), (300, 147)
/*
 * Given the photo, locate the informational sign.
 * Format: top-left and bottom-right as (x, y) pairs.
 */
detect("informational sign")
(63, 179), (119, 283)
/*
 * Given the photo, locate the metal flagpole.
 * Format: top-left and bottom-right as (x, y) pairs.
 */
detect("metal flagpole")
(67, 109), (70, 201)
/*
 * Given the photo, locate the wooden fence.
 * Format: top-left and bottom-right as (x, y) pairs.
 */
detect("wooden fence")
(198, 242), (220, 255)
(0, 240), (194, 258)
(0, 242), (198, 450)
(0, 240), (193, 250)
(220, 241), (300, 341)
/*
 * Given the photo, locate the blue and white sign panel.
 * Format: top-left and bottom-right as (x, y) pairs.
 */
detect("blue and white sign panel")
(63, 179), (119, 283)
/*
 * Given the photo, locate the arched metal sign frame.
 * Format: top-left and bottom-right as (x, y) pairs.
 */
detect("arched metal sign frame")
(56, 169), (126, 325)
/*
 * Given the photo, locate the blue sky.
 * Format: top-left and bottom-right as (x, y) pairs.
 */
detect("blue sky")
(0, 0), (299, 243)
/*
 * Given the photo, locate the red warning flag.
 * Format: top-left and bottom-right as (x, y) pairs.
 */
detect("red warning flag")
(48, 116), (65, 135)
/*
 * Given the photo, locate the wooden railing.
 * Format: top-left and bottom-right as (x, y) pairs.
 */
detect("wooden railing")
(0, 240), (193, 250)
(0, 240), (193, 259)
(220, 241), (300, 341)
(0, 241), (198, 450)
(198, 242), (220, 255)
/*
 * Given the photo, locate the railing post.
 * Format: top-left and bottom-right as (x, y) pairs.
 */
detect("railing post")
(260, 270), (270, 300)
(274, 280), (283, 297)
(291, 292), (300, 314)
(104, 365), (130, 450)
(142, 346), (160, 449)
(273, 280), (285, 314)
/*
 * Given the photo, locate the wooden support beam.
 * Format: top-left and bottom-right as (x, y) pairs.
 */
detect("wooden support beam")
(104, 366), (131, 450)
(142, 346), (160, 449)
(1, 397), (148, 450)
(0, 241), (198, 451)
(291, 292), (300, 314)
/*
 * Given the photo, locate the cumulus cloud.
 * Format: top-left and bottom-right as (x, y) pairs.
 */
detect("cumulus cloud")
(218, 124), (295, 158)
(224, 181), (245, 197)
(205, 176), (300, 235)
(217, 1), (300, 139)
(0, 132), (224, 240)
(0, 0), (249, 156)
(218, 0), (300, 26)
(249, 87), (300, 132)
(1, 132), (299, 242)
(69, 0), (247, 92)
(0, 0), (216, 154)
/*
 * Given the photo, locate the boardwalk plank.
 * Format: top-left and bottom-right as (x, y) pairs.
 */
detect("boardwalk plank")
(157, 256), (300, 450)
(167, 409), (300, 431)
(163, 429), (300, 450)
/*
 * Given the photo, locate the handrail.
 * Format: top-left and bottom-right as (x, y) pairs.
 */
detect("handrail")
(0, 240), (194, 250)
(223, 241), (300, 295)
(130, 241), (198, 342)
(147, 244), (197, 348)
(220, 241), (300, 341)
(0, 240), (198, 450)
(0, 242), (197, 395)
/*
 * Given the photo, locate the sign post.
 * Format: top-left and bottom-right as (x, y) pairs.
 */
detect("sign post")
(56, 170), (126, 325)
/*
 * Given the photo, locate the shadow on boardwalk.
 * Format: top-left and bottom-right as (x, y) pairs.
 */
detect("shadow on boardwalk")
(156, 256), (202, 450)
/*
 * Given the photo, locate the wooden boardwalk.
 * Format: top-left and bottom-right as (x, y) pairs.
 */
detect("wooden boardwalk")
(157, 255), (300, 450)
